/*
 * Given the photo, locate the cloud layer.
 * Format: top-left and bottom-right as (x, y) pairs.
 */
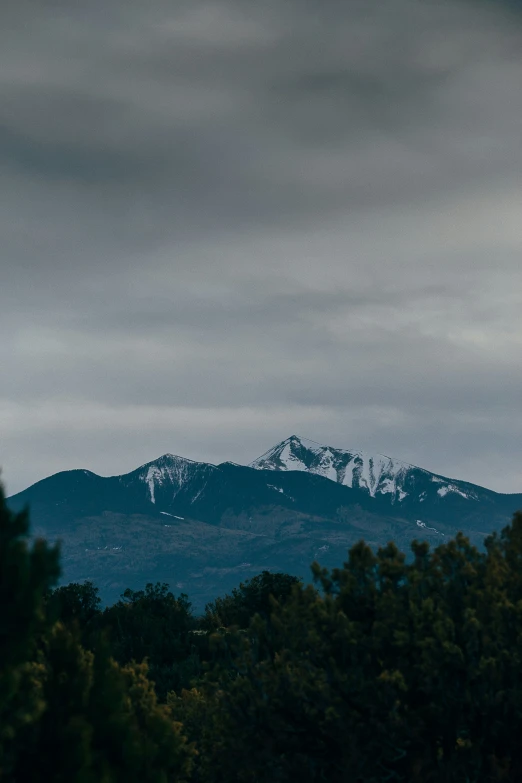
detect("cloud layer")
(1, 0), (521, 494)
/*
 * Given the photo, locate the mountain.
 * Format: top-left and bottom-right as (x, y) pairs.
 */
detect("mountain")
(6, 437), (522, 610)
(251, 435), (494, 507)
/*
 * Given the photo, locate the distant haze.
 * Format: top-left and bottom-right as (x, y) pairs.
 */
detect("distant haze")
(1, 0), (521, 496)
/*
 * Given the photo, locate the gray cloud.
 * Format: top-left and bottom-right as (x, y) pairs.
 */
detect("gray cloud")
(1, 0), (521, 495)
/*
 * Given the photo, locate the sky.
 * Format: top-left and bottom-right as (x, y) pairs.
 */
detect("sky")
(1, 0), (521, 496)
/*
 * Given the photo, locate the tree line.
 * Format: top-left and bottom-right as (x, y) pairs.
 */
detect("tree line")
(2, 480), (522, 781)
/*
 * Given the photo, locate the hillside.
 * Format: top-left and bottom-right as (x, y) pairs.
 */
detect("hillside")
(7, 436), (522, 608)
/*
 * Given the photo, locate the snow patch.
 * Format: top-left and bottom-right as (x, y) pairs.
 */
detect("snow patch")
(279, 443), (307, 471)
(437, 484), (471, 499)
(380, 478), (395, 495)
(416, 520), (444, 536)
(146, 466), (159, 504)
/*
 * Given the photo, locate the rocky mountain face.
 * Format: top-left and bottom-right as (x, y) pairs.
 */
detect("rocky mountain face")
(251, 435), (496, 507)
(7, 436), (522, 610)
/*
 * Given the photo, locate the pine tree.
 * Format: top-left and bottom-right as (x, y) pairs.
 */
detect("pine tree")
(0, 481), (194, 782)
(202, 571), (302, 630)
(177, 515), (522, 782)
(0, 480), (60, 778)
(16, 625), (194, 783)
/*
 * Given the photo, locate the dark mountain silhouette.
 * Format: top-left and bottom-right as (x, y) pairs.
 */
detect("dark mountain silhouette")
(7, 436), (522, 609)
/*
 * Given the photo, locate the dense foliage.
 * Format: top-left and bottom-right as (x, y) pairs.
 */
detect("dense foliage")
(201, 570), (302, 631)
(0, 483), (193, 782)
(3, 479), (522, 781)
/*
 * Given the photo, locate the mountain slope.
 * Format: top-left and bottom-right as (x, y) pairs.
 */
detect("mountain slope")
(250, 435), (514, 513)
(118, 454), (219, 511)
(6, 438), (522, 609)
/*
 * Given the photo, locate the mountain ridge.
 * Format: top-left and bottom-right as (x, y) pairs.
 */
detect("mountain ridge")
(9, 434), (520, 503)
(249, 435), (511, 505)
(6, 435), (522, 609)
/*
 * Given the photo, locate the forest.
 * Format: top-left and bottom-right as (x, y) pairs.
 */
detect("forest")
(3, 481), (522, 782)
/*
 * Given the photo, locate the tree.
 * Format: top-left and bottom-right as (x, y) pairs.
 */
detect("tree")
(0, 483), (194, 781)
(15, 624), (194, 783)
(0, 480), (60, 777)
(202, 571), (302, 631)
(98, 583), (198, 700)
(46, 580), (101, 627)
(176, 515), (522, 782)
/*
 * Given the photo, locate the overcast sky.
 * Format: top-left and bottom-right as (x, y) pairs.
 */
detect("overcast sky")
(1, 0), (521, 496)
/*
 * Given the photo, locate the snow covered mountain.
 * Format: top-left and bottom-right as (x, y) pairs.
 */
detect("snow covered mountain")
(119, 453), (218, 508)
(250, 435), (485, 506)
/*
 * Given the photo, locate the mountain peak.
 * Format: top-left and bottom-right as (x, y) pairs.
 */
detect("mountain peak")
(251, 436), (423, 500)
(140, 453), (206, 469)
(250, 436), (489, 504)
(120, 453), (217, 505)
(284, 434), (324, 446)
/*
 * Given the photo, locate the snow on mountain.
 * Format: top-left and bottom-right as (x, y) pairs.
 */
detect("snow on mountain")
(119, 453), (217, 506)
(250, 436), (415, 498)
(250, 435), (480, 504)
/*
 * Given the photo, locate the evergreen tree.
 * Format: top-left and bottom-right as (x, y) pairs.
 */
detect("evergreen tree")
(0, 482), (194, 782)
(15, 624), (194, 783)
(97, 583), (198, 700)
(0, 481), (60, 777)
(202, 571), (302, 630)
(173, 514), (522, 782)
(46, 580), (101, 627)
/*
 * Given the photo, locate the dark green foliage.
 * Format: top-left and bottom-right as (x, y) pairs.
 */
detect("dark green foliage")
(4, 470), (522, 782)
(15, 624), (194, 783)
(46, 580), (101, 626)
(0, 483), (193, 781)
(171, 515), (522, 782)
(0, 481), (60, 777)
(202, 570), (302, 630)
(97, 582), (198, 700)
